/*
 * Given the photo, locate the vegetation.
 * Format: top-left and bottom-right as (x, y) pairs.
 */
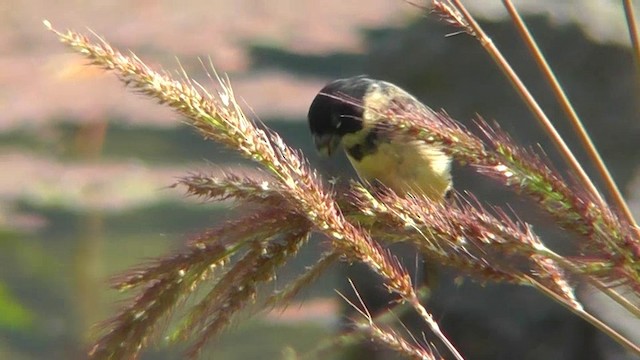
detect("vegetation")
(45, 1), (640, 358)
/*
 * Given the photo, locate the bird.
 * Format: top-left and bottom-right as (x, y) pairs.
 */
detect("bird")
(307, 75), (452, 201)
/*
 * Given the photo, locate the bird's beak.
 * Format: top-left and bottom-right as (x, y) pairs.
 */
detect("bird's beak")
(313, 134), (341, 157)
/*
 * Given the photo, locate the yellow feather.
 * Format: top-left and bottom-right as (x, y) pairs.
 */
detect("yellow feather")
(344, 137), (451, 201)
(328, 79), (452, 201)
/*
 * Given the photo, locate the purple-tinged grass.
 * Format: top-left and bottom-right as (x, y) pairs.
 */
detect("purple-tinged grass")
(45, 22), (455, 359)
(181, 230), (310, 358)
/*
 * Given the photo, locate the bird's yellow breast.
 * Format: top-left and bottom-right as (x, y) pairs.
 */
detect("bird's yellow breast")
(343, 137), (451, 201)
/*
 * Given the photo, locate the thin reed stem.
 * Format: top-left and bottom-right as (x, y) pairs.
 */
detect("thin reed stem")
(448, 0), (606, 209)
(502, 0), (638, 238)
(623, 0), (640, 75)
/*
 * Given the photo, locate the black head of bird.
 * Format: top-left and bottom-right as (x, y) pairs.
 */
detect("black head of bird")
(307, 76), (373, 156)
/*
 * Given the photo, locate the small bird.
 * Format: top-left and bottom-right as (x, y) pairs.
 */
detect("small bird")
(307, 76), (452, 201)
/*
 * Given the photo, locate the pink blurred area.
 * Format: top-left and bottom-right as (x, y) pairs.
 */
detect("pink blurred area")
(0, 0), (413, 130)
(0, 0), (414, 224)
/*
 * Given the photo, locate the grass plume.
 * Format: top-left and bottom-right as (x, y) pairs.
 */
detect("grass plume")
(44, 20), (457, 359)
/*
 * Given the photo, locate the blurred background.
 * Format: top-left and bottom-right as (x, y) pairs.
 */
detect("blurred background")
(1, 0), (639, 359)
